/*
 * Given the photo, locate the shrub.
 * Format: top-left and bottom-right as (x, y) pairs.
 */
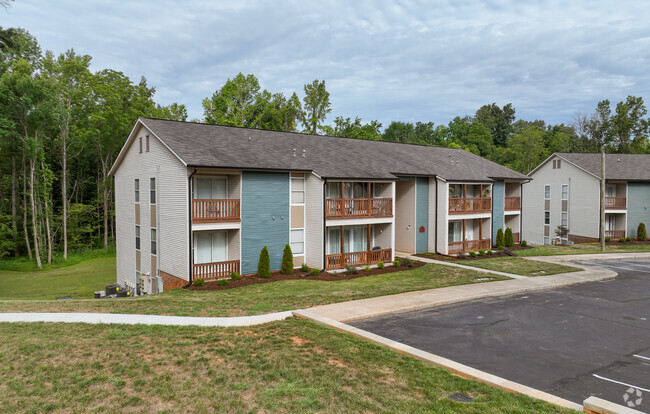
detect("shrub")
(193, 278), (204, 287)
(310, 268), (319, 276)
(400, 257), (414, 267)
(605, 237), (611, 242)
(345, 265), (358, 275)
(301, 263), (309, 272)
(504, 228), (514, 248)
(469, 250), (476, 257)
(496, 228), (504, 249)
(377, 261), (385, 269)
(638, 223), (647, 241)
(257, 246), (271, 278)
(521, 240), (527, 247)
(625, 236), (631, 242)
(619, 238), (626, 243)
(364, 265), (371, 272)
(478, 249), (484, 256)
(217, 279), (229, 286)
(230, 272), (241, 280)
(486, 249), (493, 255)
(393, 260), (400, 267)
(281, 244), (294, 275)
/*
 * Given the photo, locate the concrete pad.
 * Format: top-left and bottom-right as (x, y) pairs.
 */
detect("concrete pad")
(293, 309), (583, 412)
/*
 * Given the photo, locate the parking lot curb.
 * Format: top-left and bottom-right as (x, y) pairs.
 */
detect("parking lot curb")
(293, 309), (583, 412)
(583, 396), (645, 414)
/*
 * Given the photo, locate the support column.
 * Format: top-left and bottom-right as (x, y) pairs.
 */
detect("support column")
(340, 225), (344, 267)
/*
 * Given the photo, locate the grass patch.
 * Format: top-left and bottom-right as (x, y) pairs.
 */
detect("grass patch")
(0, 263), (507, 316)
(457, 257), (581, 276)
(0, 246), (115, 272)
(514, 243), (650, 257)
(0, 257), (116, 300)
(0, 319), (572, 413)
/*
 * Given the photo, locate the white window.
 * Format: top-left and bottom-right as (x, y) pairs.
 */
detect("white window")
(326, 182), (341, 199)
(195, 177), (227, 199)
(134, 179), (140, 203)
(448, 221), (462, 242)
(291, 177), (305, 204)
(544, 236), (550, 245)
(561, 212), (568, 227)
(327, 228), (340, 254)
(544, 185), (551, 200)
(145, 135), (150, 152)
(449, 184), (463, 198)
(290, 229), (304, 254)
(343, 182), (368, 199)
(545, 211), (550, 225)
(139, 137), (143, 153)
(151, 228), (157, 255)
(561, 184), (568, 200)
(150, 178), (156, 204)
(194, 231), (227, 264)
(135, 225), (140, 250)
(344, 226), (369, 253)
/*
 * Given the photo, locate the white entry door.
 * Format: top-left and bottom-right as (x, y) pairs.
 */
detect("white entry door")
(195, 177), (227, 199)
(194, 231), (227, 264)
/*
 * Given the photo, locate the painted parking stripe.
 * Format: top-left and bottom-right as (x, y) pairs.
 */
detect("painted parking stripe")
(633, 354), (650, 362)
(593, 374), (650, 393)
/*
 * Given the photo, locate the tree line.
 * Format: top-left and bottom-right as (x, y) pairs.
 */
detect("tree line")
(1, 26), (648, 265)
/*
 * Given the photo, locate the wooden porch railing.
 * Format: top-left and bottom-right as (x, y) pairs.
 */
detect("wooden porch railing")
(325, 248), (392, 270)
(605, 197), (626, 209)
(449, 197), (492, 214)
(325, 198), (392, 219)
(193, 260), (240, 281)
(192, 199), (240, 223)
(605, 230), (625, 239)
(505, 196), (521, 211)
(513, 232), (520, 243)
(447, 239), (491, 255)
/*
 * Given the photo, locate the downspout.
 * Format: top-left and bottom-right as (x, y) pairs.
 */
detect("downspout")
(434, 177), (440, 255)
(322, 179), (327, 272)
(183, 168), (198, 288)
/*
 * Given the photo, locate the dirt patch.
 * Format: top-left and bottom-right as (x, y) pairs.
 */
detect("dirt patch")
(327, 357), (347, 368)
(188, 259), (426, 291)
(290, 336), (310, 346)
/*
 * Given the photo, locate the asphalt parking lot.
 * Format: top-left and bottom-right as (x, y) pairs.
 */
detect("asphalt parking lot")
(351, 260), (650, 411)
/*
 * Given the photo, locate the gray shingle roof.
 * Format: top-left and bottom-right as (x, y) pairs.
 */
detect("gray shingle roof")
(139, 118), (529, 182)
(556, 153), (650, 181)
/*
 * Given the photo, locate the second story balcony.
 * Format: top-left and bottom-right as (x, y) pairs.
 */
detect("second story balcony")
(505, 196), (521, 211)
(325, 181), (393, 219)
(449, 197), (491, 214)
(605, 197), (626, 209)
(192, 199), (240, 223)
(192, 175), (241, 223)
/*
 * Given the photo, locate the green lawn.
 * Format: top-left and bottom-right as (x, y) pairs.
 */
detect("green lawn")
(0, 319), (572, 413)
(515, 242), (650, 257)
(0, 262), (508, 316)
(457, 257), (581, 276)
(0, 257), (116, 300)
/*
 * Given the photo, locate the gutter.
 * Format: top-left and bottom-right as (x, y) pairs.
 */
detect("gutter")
(183, 168), (198, 288)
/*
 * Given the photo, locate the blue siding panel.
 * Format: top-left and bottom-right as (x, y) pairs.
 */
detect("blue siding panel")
(627, 182), (650, 238)
(241, 172), (290, 275)
(415, 177), (429, 253)
(492, 181), (505, 244)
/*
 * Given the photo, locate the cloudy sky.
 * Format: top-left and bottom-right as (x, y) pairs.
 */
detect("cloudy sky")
(3, 0), (649, 129)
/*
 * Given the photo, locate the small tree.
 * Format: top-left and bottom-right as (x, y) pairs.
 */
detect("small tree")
(638, 223), (647, 241)
(504, 227), (514, 247)
(555, 225), (568, 244)
(257, 246), (271, 278)
(496, 228), (504, 249)
(281, 244), (294, 275)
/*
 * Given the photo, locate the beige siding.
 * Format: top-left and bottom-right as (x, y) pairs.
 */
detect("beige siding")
(374, 223), (391, 248)
(523, 156), (599, 245)
(228, 229), (240, 261)
(291, 206), (305, 228)
(427, 177), (437, 252)
(305, 173), (324, 269)
(436, 179), (448, 254)
(114, 125), (189, 288)
(395, 180), (415, 254)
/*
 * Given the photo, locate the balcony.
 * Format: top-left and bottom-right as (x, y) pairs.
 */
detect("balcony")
(192, 199), (240, 223)
(605, 197), (626, 209)
(193, 260), (240, 280)
(448, 239), (491, 255)
(326, 198), (392, 219)
(605, 230), (625, 239)
(449, 197), (491, 214)
(325, 248), (392, 270)
(505, 196), (521, 211)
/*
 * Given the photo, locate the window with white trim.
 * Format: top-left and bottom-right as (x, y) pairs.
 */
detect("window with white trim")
(544, 185), (551, 200)
(145, 135), (150, 152)
(134, 179), (140, 203)
(151, 228), (157, 255)
(135, 225), (140, 250)
(561, 212), (568, 227)
(291, 177), (305, 204)
(544, 236), (550, 245)
(150, 178), (156, 204)
(544, 211), (550, 225)
(290, 229), (304, 255)
(139, 137), (143, 153)
(561, 184), (568, 200)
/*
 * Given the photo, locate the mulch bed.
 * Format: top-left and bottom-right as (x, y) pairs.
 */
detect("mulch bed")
(415, 244), (533, 262)
(605, 239), (650, 245)
(188, 258), (426, 291)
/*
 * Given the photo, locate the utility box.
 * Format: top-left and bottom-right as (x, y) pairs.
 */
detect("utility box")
(155, 276), (163, 293)
(105, 283), (120, 296)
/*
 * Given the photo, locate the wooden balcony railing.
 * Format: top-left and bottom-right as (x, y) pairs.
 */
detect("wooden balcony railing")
(447, 239), (491, 255)
(605, 197), (626, 209)
(192, 199), (240, 223)
(193, 260), (240, 281)
(449, 197), (492, 214)
(505, 196), (521, 211)
(326, 198), (392, 219)
(605, 230), (625, 239)
(325, 248), (392, 270)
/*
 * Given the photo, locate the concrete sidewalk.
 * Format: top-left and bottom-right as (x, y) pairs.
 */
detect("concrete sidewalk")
(305, 256), (620, 322)
(0, 311), (293, 327)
